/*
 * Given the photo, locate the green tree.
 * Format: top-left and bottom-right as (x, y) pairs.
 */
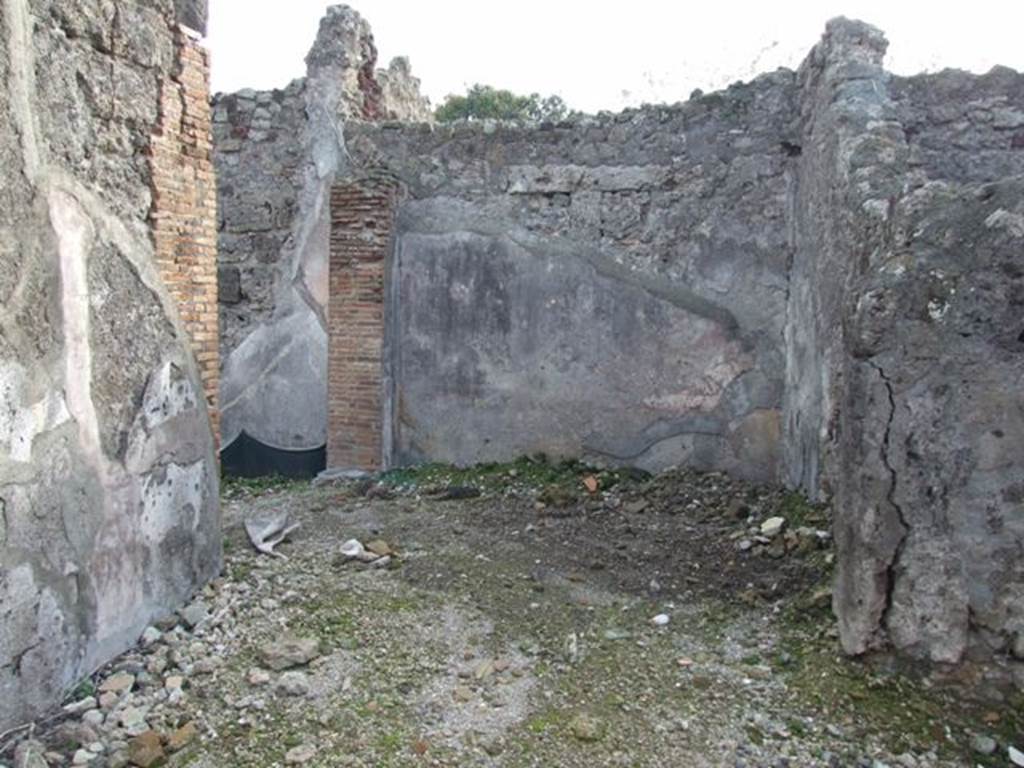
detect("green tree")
(434, 84), (569, 123)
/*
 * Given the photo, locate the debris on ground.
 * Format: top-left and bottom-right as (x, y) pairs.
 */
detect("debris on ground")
(335, 537), (397, 567)
(243, 508), (300, 557)
(429, 485), (482, 501)
(3, 461), (1020, 768)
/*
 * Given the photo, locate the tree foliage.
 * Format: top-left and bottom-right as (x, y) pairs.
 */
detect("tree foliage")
(434, 84), (569, 123)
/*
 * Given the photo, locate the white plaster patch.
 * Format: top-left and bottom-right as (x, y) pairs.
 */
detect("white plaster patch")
(0, 362), (70, 462)
(985, 209), (1024, 238)
(862, 198), (890, 220)
(927, 298), (949, 321)
(140, 362), (198, 431)
(140, 460), (206, 544)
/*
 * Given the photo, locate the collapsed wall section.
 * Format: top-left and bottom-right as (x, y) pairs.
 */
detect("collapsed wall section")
(0, 0), (220, 730)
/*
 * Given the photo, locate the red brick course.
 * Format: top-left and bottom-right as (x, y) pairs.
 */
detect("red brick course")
(327, 176), (399, 471)
(150, 28), (219, 443)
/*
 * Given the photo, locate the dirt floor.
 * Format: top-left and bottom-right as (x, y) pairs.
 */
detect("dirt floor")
(4, 460), (1023, 768)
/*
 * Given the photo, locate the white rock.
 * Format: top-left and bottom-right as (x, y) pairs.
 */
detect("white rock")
(340, 539), (365, 558)
(564, 632), (580, 664)
(651, 614), (670, 627)
(247, 668), (271, 686)
(285, 744), (318, 764)
(276, 671), (311, 697)
(141, 626), (162, 645)
(164, 675), (184, 691)
(63, 696), (97, 715)
(119, 706), (146, 730)
(179, 600), (209, 629)
(81, 710), (105, 728)
(760, 516), (786, 537)
(1009, 746), (1024, 767)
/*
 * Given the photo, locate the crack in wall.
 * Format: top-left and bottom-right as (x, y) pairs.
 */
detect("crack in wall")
(0, 638), (40, 679)
(869, 359), (910, 646)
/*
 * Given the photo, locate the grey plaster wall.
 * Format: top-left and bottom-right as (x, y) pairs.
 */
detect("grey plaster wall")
(784, 19), (1024, 664)
(0, 0), (220, 729)
(213, 5), (432, 451)
(348, 80), (799, 480)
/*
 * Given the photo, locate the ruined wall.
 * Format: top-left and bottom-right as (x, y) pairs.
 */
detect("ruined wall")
(784, 20), (1024, 665)
(213, 5), (430, 458)
(341, 80), (798, 479)
(218, 8), (1024, 667)
(375, 56), (433, 121)
(338, 20), (1024, 666)
(0, 0), (220, 730)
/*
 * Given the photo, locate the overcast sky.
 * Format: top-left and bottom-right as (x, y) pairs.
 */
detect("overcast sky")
(207, 1), (1024, 113)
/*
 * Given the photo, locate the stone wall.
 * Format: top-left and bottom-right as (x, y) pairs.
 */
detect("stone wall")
(213, 5), (431, 458)
(341, 82), (798, 479)
(0, 0), (220, 730)
(784, 20), (1024, 665)
(219, 8), (1024, 667)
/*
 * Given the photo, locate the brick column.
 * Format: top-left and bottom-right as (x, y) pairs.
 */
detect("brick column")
(327, 175), (399, 471)
(150, 26), (220, 443)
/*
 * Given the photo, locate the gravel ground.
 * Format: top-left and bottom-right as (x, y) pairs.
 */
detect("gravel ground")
(3, 463), (1022, 768)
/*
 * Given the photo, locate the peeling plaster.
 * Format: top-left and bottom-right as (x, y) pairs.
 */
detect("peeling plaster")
(0, 362), (71, 463)
(140, 461), (205, 544)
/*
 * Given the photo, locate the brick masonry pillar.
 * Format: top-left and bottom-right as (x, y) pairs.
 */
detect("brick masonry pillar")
(150, 26), (220, 444)
(327, 176), (400, 471)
